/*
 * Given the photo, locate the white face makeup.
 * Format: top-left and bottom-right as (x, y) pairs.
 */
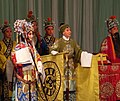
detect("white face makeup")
(27, 31), (34, 40)
(4, 27), (12, 39)
(63, 27), (71, 38)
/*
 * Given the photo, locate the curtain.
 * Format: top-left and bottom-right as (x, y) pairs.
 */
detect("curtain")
(0, 0), (120, 53)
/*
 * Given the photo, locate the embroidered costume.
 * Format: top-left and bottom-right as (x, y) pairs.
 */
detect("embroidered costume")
(0, 20), (16, 100)
(12, 20), (45, 101)
(51, 36), (82, 100)
(100, 16), (120, 63)
(37, 17), (58, 55)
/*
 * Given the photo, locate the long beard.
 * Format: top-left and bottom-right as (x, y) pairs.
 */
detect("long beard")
(112, 32), (120, 44)
(112, 32), (120, 58)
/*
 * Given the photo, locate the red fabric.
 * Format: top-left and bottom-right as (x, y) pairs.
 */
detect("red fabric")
(11, 42), (27, 78)
(99, 64), (120, 101)
(100, 35), (120, 63)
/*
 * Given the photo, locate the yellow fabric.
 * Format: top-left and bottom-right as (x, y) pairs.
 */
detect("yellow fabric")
(0, 40), (16, 99)
(41, 53), (65, 101)
(76, 55), (99, 101)
(41, 54), (99, 101)
(0, 40), (16, 72)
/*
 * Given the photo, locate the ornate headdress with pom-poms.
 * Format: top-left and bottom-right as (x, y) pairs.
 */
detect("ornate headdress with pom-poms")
(14, 19), (34, 43)
(1, 20), (11, 33)
(26, 11), (36, 23)
(106, 15), (119, 30)
(43, 17), (55, 29)
(14, 19), (34, 36)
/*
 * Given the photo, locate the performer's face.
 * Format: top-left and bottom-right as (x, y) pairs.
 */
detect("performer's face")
(4, 27), (12, 39)
(63, 27), (71, 38)
(45, 26), (54, 36)
(27, 31), (33, 41)
(109, 26), (119, 35)
(32, 21), (38, 33)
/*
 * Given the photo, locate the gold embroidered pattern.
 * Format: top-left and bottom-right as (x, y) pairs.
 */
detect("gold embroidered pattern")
(116, 80), (120, 97)
(100, 82), (114, 98)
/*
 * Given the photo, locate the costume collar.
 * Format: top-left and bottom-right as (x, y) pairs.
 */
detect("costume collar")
(63, 35), (70, 41)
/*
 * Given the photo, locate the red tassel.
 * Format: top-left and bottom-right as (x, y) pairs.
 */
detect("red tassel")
(47, 17), (51, 21)
(109, 15), (116, 19)
(4, 20), (8, 25)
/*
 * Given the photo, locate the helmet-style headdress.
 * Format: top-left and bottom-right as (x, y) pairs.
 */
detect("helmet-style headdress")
(26, 11), (36, 23)
(0, 20), (11, 33)
(106, 15), (119, 30)
(43, 17), (54, 29)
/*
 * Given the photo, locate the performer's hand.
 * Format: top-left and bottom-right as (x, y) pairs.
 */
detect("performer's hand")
(23, 80), (31, 84)
(17, 64), (23, 67)
(23, 80), (28, 84)
(11, 52), (17, 66)
(51, 50), (58, 55)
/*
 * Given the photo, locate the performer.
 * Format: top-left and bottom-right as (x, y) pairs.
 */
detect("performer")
(26, 10), (42, 54)
(12, 20), (45, 101)
(39, 17), (58, 55)
(50, 23), (93, 100)
(100, 15), (120, 63)
(0, 20), (16, 100)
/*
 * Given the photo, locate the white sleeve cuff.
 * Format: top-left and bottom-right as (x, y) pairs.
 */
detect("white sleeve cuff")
(81, 51), (93, 67)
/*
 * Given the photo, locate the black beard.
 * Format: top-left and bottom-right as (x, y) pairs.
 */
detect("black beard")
(112, 32), (120, 58)
(112, 32), (120, 44)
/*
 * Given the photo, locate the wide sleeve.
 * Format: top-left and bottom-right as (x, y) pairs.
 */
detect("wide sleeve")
(49, 39), (59, 53)
(0, 41), (7, 64)
(0, 41), (7, 72)
(36, 53), (45, 82)
(100, 36), (116, 62)
(74, 41), (82, 63)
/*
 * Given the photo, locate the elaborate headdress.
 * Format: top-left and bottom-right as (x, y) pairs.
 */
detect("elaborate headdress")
(106, 15), (119, 30)
(14, 19), (34, 35)
(0, 20), (11, 33)
(59, 23), (70, 34)
(14, 19), (34, 43)
(43, 17), (54, 29)
(26, 11), (36, 23)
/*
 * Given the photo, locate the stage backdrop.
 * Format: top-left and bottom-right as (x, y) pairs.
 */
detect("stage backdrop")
(1, 0), (120, 53)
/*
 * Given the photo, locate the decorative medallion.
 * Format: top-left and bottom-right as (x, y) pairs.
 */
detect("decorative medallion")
(39, 61), (61, 101)
(100, 65), (108, 72)
(101, 39), (108, 51)
(100, 82), (114, 98)
(116, 81), (120, 98)
(99, 74), (107, 81)
(111, 65), (119, 71)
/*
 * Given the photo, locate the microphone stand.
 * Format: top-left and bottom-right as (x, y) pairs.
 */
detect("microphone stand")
(22, 33), (48, 101)
(28, 80), (31, 101)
